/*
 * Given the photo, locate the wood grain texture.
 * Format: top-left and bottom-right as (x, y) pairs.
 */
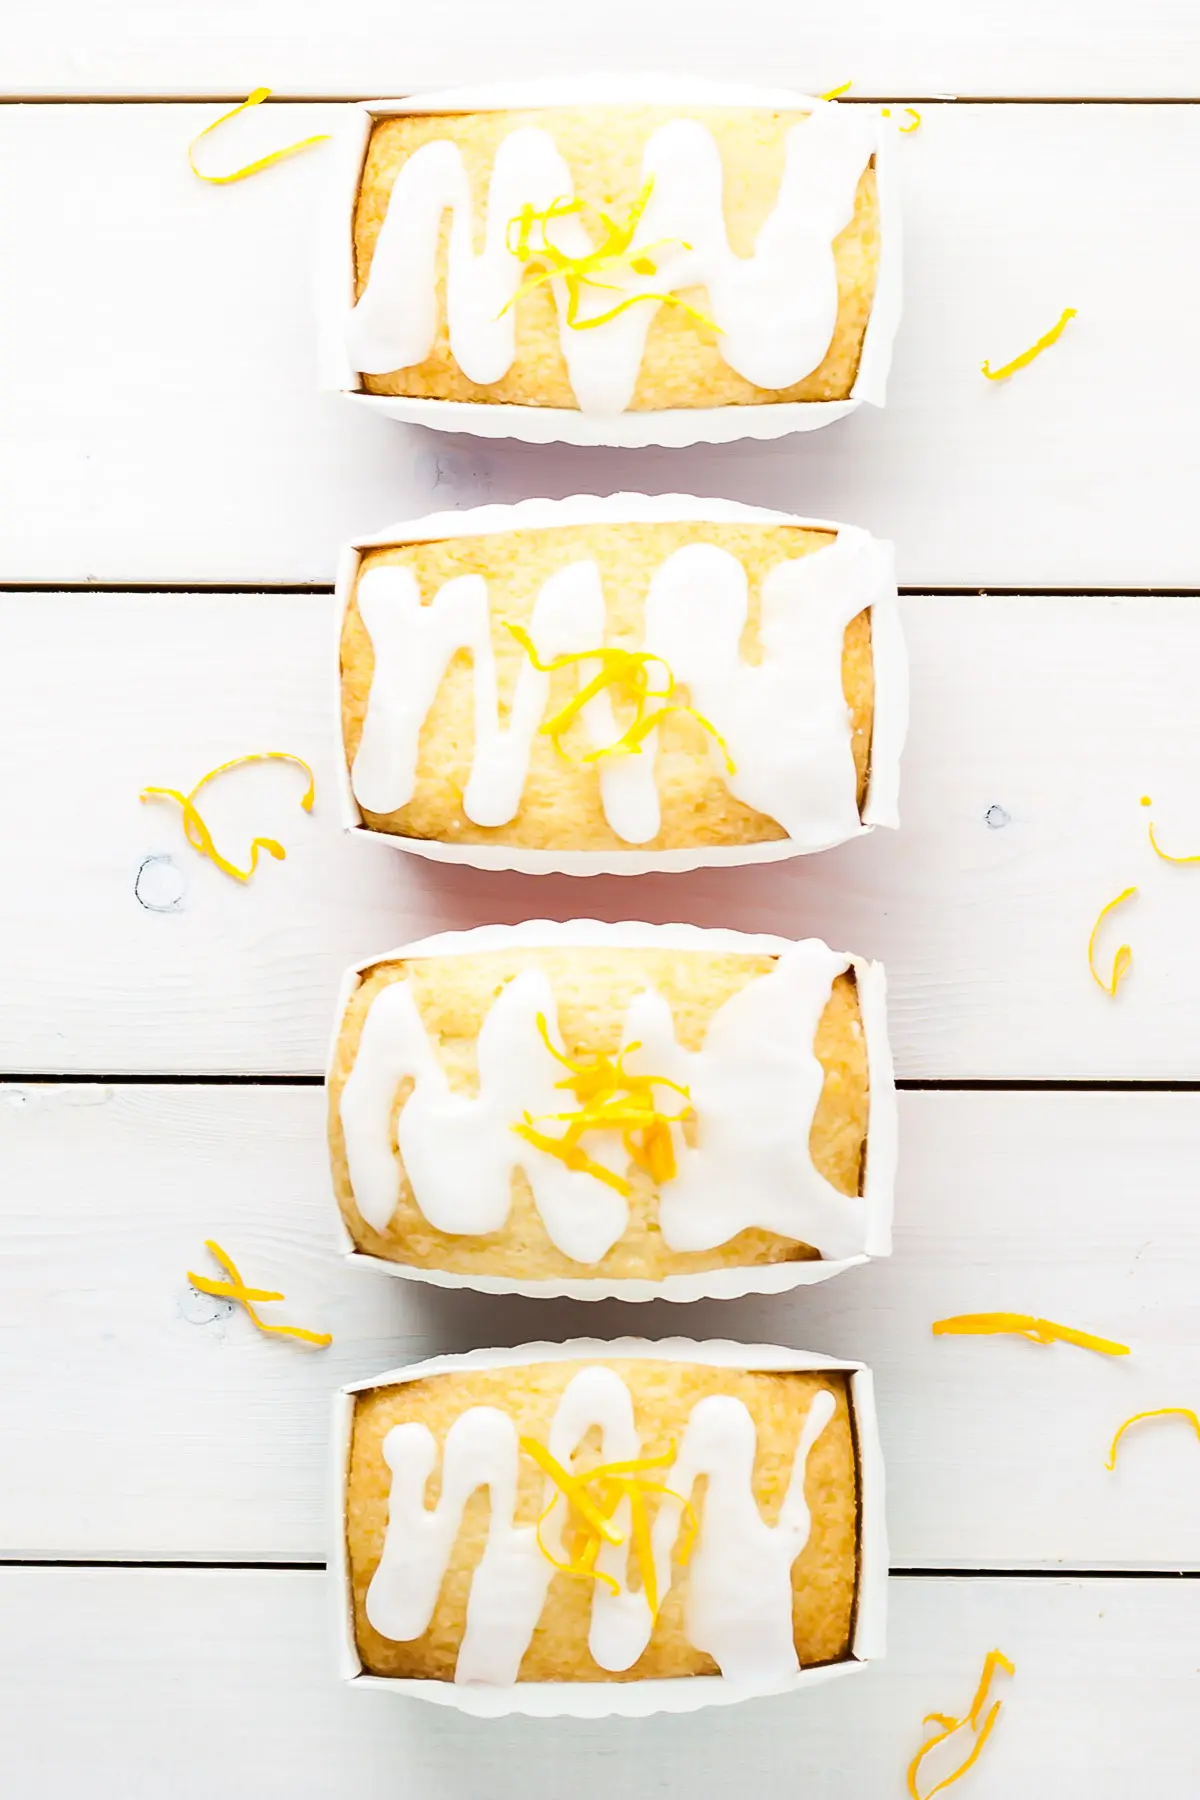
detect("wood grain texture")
(5, 592), (1200, 1077)
(4, 104), (1200, 586)
(3, 1082), (1198, 1566)
(6, 0), (1200, 97)
(1, 1567), (1195, 1798)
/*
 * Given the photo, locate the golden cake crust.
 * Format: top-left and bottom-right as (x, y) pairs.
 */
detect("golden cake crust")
(353, 106), (878, 408)
(329, 945), (869, 1280)
(346, 1360), (859, 1681)
(340, 520), (874, 852)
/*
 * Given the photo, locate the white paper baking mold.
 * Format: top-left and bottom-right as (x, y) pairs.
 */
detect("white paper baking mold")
(333, 1336), (887, 1715)
(316, 74), (902, 446)
(326, 919), (896, 1300)
(332, 491), (908, 876)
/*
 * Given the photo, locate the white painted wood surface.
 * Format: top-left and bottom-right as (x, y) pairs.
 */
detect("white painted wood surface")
(5, 103), (1200, 587)
(3, 33), (1200, 1794)
(7, 0), (1200, 98)
(4, 1082), (1198, 1568)
(6, 592), (1200, 1078)
(2, 1569), (1195, 1798)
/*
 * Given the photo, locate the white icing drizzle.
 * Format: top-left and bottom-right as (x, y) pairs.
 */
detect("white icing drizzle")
(641, 530), (881, 845)
(349, 527), (891, 849)
(363, 1365), (838, 1685)
(339, 940), (865, 1264)
(340, 967), (629, 1264)
(347, 108), (875, 412)
(364, 1407), (551, 1685)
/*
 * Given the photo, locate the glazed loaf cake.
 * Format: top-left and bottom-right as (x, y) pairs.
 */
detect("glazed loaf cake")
(329, 927), (892, 1290)
(345, 1355), (859, 1684)
(346, 101), (880, 413)
(340, 510), (903, 861)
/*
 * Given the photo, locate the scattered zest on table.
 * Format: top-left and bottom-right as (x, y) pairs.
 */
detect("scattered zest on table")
(1105, 1408), (1200, 1470)
(932, 1313), (1130, 1357)
(883, 106), (923, 132)
(1140, 795), (1200, 864)
(187, 1240), (332, 1347)
(499, 181), (720, 334)
(511, 1013), (693, 1197)
(187, 87), (330, 184)
(906, 1649), (1015, 1800)
(981, 308), (1077, 381)
(141, 752), (315, 884)
(520, 1436), (698, 1615)
(505, 623), (735, 771)
(1087, 884), (1136, 997)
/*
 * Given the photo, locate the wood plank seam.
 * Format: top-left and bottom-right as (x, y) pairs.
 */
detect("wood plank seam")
(9, 95), (1200, 106)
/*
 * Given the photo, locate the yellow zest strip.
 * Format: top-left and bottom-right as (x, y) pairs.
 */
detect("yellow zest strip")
(821, 81), (853, 100)
(141, 752), (314, 884)
(982, 308), (1077, 381)
(570, 290), (720, 334)
(884, 106), (923, 132)
(521, 1438), (699, 1617)
(1105, 1408), (1200, 1470)
(906, 1649), (1015, 1800)
(1141, 795), (1200, 864)
(1087, 885), (1136, 997)
(580, 701), (736, 774)
(513, 1013), (694, 1194)
(500, 180), (720, 335)
(626, 1483), (657, 1617)
(187, 88), (330, 184)
(505, 621), (736, 772)
(187, 1240), (331, 1347)
(511, 1119), (632, 1195)
(582, 1448), (675, 1479)
(932, 1313), (1130, 1357)
(520, 1438), (625, 1545)
(532, 1494), (621, 1598)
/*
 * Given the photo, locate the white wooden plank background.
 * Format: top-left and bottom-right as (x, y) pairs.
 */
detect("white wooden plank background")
(7, 0), (1200, 98)
(4, 1082), (1199, 1568)
(3, 27), (1200, 1796)
(5, 592), (1200, 1079)
(5, 103), (1200, 588)
(2, 1569), (1195, 1799)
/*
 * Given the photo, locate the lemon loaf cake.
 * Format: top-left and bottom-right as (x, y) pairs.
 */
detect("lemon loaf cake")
(346, 98), (882, 414)
(341, 512), (903, 859)
(345, 1354), (859, 1684)
(330, 926), (892, 1287)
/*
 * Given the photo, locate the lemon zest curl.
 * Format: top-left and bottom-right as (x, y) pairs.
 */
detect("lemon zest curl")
(500, 180), (720, 334)
(1106, 1408), (1200, 1470)
(884, 106), (923, 132)
(505, 621), (735, 773)
(932, 1313), (1129, 1356)
(513, 1012), (693, 1197)
(141, 752), (314, 884)
(1141, 796), (1200, 863)
(982, 308), (1077, 381)
(906, 1649), (1015, 1799)
(1087, 884), (1136, 997)
(187, 87), (329, 184)
(521, 1436), (698, 1617)
(187, 1240), (331, 1347)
